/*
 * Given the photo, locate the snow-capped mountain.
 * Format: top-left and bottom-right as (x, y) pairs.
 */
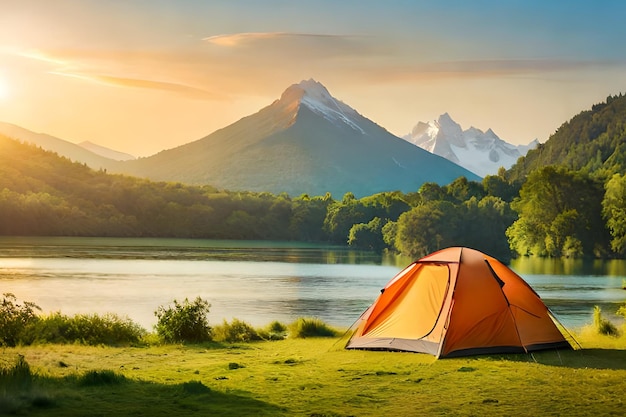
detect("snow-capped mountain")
(79, 141), (135, 161)
(403, 113), (538, 177)
(115, 79), (479, 197)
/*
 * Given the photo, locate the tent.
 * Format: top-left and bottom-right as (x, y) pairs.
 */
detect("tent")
(345, 247), (572, 358)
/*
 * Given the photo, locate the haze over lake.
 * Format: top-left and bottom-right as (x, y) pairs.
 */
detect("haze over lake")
(1, 237), (624, 331)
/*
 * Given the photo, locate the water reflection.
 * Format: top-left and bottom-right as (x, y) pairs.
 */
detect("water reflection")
(0, 236), (401, 265)
(511, 256), (626, 276)
(1, 237), (624, 331)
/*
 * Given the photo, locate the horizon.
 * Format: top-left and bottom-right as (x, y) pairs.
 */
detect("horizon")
(1, 1), (626, 157)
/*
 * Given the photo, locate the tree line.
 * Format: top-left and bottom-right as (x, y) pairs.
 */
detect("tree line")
(2, 132), (626, 260)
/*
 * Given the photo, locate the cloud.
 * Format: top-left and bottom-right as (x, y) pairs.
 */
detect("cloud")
(16, 49), (69, 67)
(50, 72), (223, 100)
(14, 48), (225, 100)
(203, 32), (352, 47)
(202, 31), (376, 62)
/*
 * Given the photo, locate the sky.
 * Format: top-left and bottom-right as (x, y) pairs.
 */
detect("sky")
(1, 0), (626, 157)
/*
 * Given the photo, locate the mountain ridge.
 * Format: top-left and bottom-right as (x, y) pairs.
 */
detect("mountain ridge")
(403, 113), (538, 177)
(114, 79), (480, 197)
(78, 141), (135, 161)
(506, 93), (626, 181)
(0, 121), (117, 169)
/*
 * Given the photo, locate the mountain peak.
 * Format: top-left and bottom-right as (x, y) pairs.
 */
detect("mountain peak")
(437, 112), (454, 124)
(280, 78), (330, 102)
(403, 113), (534, 177)
(297, 78), (331, 98)
(278, 79), (364, 134)
(435, 113), (463, 140)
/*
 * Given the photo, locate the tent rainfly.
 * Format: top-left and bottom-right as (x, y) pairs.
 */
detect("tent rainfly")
(345, 247), (572, 358)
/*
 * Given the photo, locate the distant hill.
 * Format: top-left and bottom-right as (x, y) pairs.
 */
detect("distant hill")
(114, 79), (479, 197)
(507, 93), (626, 181)
(0, 121), (117, 169)
(78, 141), (135, 161)
(403, 113), (538, 177)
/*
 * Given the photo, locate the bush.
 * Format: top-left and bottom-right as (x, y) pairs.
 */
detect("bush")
(29, 312), (146, 346)
(594, 306), (619, 336)
(259, 320), (288, 341)
(0, 293), (41, 347)
(212, 318), (261, 343)
(288, 317), (337, 338)
(154, 297), (212, 343)
(0, 294), (146, 347)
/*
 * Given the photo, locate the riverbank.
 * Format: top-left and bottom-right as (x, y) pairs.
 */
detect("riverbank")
(2, 331), (625, 416)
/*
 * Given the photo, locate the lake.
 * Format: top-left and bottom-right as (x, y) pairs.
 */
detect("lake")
(1, 237), (624, 331)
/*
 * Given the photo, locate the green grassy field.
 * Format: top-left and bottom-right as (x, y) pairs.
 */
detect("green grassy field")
(1, 329), (625, 417)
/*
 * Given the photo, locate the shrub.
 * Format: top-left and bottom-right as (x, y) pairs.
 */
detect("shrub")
(65, 313), (146, 346)
(593, 306), (619, 336)
(258, 320), (288, 341)
(0, 294), (146, 347)
(24, 312), (146, 346)
(0, 293), (41, 347)
(154, 297), (212, 343)
(288, 317), (337, 338)
(212, 318), (261, 343)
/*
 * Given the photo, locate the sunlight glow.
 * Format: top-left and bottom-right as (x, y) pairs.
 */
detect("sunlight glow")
(0, 73), (9, 100)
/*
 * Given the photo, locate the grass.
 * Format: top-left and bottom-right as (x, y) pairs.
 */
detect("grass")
(1, 330), (625, 417)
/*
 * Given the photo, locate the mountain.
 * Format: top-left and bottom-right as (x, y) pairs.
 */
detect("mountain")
(507, 93), (626, 181)
(0, 121), (116, 169)
(78, 141), (135, 161)
(114, 79), (479, 197)
(403, 113), (538, 177)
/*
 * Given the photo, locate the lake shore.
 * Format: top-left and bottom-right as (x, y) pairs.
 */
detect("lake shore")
(2, 236), (625, 331)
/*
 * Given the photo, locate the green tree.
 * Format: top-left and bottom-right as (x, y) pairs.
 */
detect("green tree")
(288, 195), (330, 241)
(381, 220), (398, 249)
(482, 173), (519, 202)
(0, 293), (41, 347)
(444, 177), (485, 202)
(394, 201), (459, 258)
(323, 199), (368, 243)
(418, 182), (447, 202)
(461, 196), (516, 261)
(154, 297), (212, 343)
(602, 173), (626, 255)
(506, 166), (609, 257)
(348, 217), (386, 251)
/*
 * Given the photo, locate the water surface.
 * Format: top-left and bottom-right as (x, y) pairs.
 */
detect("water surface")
(1, 237), (624, 331)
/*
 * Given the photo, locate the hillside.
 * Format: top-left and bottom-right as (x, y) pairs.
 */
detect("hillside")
(78, 140), (136, 161)
(0, 135), (230, 237)
(0, 121), (117, 169)
(0, 135), (406, 244)
(507, 93), (626, 181)
(115, 80), (479, 197)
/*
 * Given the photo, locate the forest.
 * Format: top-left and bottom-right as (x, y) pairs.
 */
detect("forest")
(1, 94), (626, 260)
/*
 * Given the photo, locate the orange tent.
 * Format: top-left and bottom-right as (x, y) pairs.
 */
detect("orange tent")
(345, 247), (572, 358)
